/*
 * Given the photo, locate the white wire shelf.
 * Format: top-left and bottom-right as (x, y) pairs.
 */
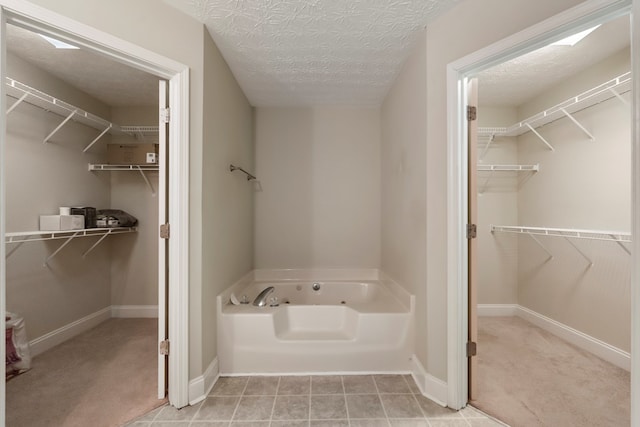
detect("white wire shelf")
(490, 225), (630, 242)
(477, 164), (539, 172)
(5, 227), (138, 266)
(478, 72), (630, 152)
(491, 225), (631, 264)
(88, 164), (159, 171)
(88, 164), (158, 195)
(5, 77), (117, 152)
(120, 125), (159, 140)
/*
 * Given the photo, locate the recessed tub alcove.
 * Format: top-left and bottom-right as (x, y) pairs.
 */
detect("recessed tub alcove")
(217, 270), (415, 374)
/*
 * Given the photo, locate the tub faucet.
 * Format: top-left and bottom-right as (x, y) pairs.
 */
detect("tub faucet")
(253, 286), (275, 307)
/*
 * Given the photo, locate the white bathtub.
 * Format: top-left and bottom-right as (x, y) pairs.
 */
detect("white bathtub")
(217, 274), (415, 374)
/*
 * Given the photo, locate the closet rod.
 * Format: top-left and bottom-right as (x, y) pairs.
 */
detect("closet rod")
(229, 164), (256, 181)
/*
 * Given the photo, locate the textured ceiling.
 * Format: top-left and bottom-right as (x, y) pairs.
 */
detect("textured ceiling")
(164, 0), (462, 106)
(6, 24), (159, 107)
(477, 15), (630, 107)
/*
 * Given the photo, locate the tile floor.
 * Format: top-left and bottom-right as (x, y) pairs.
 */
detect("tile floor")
(127, 375), (506, 426)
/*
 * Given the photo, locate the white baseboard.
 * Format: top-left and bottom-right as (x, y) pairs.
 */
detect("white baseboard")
(517, 305), (630, 371)
(478, 304), (630, 371)
(410, 355), (448, 406)
(477, 304), (518, 317)
(189, 357), (220, 406)
(111, 305), (158, 318)
(29, 307), (112, 357)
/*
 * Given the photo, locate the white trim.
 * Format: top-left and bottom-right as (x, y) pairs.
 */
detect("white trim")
(0, 7), (7, 423)
(517, 306), (630, 371)
(252, 268), (380, 281)
(111, 305), (159, 318)
(0, 1), (191, 409)
(410, 355), (448, 407)
(446, 0), (634, 411)
(188, 357), (220, 406)
(28, 307), (111, 357)
(477, 304), (519, 317)
(631, 1), (640, 424)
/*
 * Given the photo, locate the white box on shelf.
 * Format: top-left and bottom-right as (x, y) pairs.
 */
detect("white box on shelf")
(39, 215), (85, 231)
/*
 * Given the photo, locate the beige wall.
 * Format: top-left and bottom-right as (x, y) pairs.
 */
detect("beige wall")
(202, 30), (254, 368)
(421, 0), (585, 381)
(516, 50), (631, 351)
(381, 31), (428, 364)
(5, 53), (112, 339)
(255, 107), (381, 269)
(110, 107), (159, 306)
(476, 107), (519, 305)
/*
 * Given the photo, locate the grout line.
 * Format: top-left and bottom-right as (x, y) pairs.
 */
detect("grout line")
(341, 376), (351, 427)
(308, 376), (312, 427)
(268, 376), (281, 426)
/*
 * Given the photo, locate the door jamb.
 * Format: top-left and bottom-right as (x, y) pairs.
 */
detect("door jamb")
(0, 0), (191, 409)
(445, 0), (636, 417)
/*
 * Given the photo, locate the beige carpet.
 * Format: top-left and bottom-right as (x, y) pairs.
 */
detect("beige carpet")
(471, 316), (630, 427)
(6, 318), (165, 427)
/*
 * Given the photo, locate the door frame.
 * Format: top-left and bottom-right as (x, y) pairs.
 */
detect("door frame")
(0, 0), (191, 412)
(445, 0), (638, 419)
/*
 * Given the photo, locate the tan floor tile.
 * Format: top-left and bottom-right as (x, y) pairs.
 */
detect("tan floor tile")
(380, 394), (423, 419)
(428, 420), (471, 427)
(345, 394), (386, 419)
(342, 375), (376, 394)
(194, 396), (240, 421)
(155, 402), (201, 421)
(311, 376), (344, 394)
(211, 376), (249, 396)
(388, 420), (430, 427)
(414, 395), (461, 418)
(271, 421), (310, 427)
(349, 419), (390, 426)
(309, 420), (349, 427)
(374, 375), (412, 394)
(244, 376), (280, 395)
(278, 376), (311, 395)
(272, 395), (310, 420)
(403, 375), (421, 394)
(229, 422), (270, 427)
(310, 395), (348, 419)
(233, 395), (275, 421)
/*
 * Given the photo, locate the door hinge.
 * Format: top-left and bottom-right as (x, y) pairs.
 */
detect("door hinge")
(466, 223), (477, 239)
(467, 105), (477, 121)
(160, 107), (171, 123)
(466, 341), (477, 357)
(160, 340), (170, 356)
(160, 223), (170, 239)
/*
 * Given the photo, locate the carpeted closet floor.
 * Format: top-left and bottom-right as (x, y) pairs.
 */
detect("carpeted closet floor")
(472, 316), (630, 427)
(6, 318), (164, 427)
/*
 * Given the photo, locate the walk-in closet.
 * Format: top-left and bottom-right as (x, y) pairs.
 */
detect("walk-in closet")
(471, 14), (631, 426)
(4, 23), (163, 426)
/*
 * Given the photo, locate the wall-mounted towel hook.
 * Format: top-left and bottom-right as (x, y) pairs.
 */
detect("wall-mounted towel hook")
(230, 164), (256, 181)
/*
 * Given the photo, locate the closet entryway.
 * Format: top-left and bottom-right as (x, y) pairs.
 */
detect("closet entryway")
(469, 14), (631, 426)
(4, 22), (167, 426)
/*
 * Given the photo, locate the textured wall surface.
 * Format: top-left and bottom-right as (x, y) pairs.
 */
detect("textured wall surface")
(163, 0), (461, 106)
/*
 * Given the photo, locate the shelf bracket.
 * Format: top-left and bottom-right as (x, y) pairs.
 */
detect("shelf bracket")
(526, 232), (553, 261)
(5, 241), (25, 259)
(610, 234), (631, 255)
(6, 92), (29, 115)
(563, 237), (593, 267)
(43, 231), (80, 266)
(524, 123), (554, 151)
(608, 87), (629, 107)
(82, 229), (113, 258)
(479, 170), (494, 194)
(83, 123), (113, 153)
(44, 109), (77, 143)
(479, 133), (495, 160)
(559, 108), (595, 141)
(136, 165), (156, 196)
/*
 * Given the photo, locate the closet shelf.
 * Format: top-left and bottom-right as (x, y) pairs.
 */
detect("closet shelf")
(120, 125), (159, 140)
(477, 164), (539, 172)
(478, 71), (631, 152)
(88, 164), (158, 196)
(491, 225), (631, 264)
(5, 227), (137, 266)
(5, 77), (117, 152)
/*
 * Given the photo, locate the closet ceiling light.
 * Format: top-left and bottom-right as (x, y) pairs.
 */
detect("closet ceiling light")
(38, 34), (79, 49)
(551, 25), (601, 46)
